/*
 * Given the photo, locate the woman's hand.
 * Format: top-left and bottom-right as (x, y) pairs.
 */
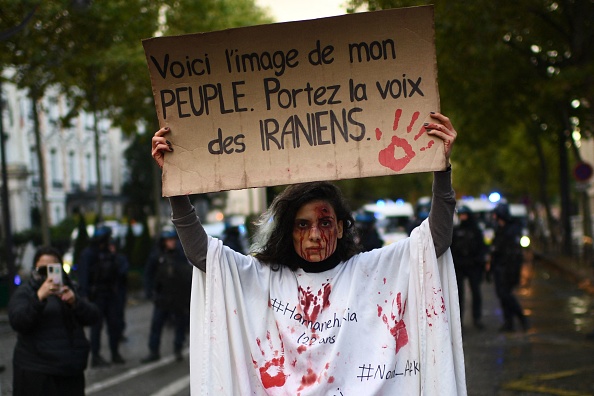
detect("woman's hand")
(37, 277), (61, 302)
(151, 126), (173, 169)
(424, 112), (457, 163)
(60, 286), (76, 306)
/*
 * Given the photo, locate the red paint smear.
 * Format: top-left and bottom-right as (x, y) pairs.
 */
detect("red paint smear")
(328, 376), (335, 383)
(375, 127), (382, 140)
(258, 356), (287, 389)
(297, 345), (307, 354)
(392, 108), (402, 131)
(406, 111), (420, 133)
(420, 140), (435, 151)
(297, 368), (318, 391)
(298, 283), (332, 330)
(378, 293), (409, 354)
(253, 328), (287, 389)
(414, 126), (425, 141)
(378, 135), (416, 172)
(383, 277), (387, 284)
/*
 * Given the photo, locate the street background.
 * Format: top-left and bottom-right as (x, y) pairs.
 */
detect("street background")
(1, 249), (594, 395)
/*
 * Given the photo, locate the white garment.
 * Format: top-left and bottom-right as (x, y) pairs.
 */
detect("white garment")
(190, 219), (466, 395)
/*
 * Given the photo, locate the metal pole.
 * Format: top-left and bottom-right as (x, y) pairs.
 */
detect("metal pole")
(0, 80), (17, 295)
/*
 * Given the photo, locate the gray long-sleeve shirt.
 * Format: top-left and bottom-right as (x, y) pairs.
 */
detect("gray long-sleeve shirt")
(169, 169), (456, 272)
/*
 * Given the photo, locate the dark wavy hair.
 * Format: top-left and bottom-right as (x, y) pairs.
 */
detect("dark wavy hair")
(32, 246), (63, 269)
(251, 181), (359, 270)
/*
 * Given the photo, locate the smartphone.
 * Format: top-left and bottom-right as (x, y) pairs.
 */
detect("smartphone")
(47, 263), (63, 287)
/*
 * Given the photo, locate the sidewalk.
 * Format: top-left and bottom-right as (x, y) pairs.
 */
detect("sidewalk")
(534, 249), (594, 295)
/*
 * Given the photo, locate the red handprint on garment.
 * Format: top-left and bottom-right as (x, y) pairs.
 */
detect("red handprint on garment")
(297, 362), (333, 395)
(252, 330), (287, 389)
(376, 292), (409, 354)
(298, 283), (332, 330)
(376, 109), (434, 171)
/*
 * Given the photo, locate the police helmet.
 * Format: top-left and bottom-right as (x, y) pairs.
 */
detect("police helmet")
(493, 203), (511, 221)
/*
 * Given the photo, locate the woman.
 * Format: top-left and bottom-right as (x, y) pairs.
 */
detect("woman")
(152, 112), (466, 395)
(8, 246), (100, 396)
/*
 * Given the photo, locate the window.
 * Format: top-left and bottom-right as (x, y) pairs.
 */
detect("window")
(50, 148), (62, 188)
(30, 147), (39, 187)
(69, 151), (80, 190)
(85, 153), (95, 188)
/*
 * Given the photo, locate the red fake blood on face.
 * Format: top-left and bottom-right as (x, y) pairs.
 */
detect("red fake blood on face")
(298, 283), (332, 328)
(295, 203), (338, 262)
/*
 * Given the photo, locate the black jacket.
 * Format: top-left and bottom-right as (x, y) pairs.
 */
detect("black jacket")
(8, 274), (100, 375)
(451, 220), (487, 268)
(491, 221), (524, 285)
(145, 245), (192, 314)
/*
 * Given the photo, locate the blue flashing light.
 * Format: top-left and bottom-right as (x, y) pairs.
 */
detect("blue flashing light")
(376, 199), (386, 207)
(488, 192), (501, 203)
(395, 199), (405, 205)
(14, 274), (22, 286)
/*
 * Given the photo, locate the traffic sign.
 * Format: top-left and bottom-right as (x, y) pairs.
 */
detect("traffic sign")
(573, 162), (593, 182)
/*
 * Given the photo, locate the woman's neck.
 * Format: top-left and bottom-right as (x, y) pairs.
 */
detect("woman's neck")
(296, 253), (341, 273)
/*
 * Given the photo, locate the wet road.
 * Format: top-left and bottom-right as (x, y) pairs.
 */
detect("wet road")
(1, 256), (594, 395)
(462, 258), (594, 396)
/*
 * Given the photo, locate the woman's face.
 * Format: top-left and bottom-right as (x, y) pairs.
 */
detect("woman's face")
(293, 200), (343, 262)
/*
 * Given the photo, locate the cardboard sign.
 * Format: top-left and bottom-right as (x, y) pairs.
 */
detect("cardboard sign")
(143, 5), (443, 196)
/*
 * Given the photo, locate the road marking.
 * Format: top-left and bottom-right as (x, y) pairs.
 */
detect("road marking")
(150, 375), (190, 396)
(502, 365), (594, 396)
(85, 350), (189, 394)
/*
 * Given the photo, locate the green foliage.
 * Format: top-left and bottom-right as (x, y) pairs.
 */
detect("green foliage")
(49, 216), (76, 254)
(347, 0), (593, 207)
(122, 132), (154, 220)
(72, 213), (89, 266)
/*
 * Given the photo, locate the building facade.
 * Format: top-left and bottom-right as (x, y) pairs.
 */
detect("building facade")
(0, 70), (129, 235)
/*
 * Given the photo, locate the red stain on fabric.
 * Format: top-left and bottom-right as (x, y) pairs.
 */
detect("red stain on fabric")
(252, 330), (287, 389)
(298, 283), (332, 330)
(298, 368), (318, 391)
(377, 292), (409, 353)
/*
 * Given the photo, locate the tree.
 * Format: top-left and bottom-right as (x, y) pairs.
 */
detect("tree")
(349, 0), (594, 252)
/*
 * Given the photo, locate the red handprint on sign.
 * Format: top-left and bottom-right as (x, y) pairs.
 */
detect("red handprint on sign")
(252, 329), (287, 389)
(376, 109), (434, 171)
(376, 292), (409, 354)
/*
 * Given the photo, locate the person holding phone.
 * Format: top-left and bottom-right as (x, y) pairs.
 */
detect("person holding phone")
(8, 246), (100, 396)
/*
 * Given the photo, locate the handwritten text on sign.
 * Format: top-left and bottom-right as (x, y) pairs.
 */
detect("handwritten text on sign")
(142, 6), (443, 196)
